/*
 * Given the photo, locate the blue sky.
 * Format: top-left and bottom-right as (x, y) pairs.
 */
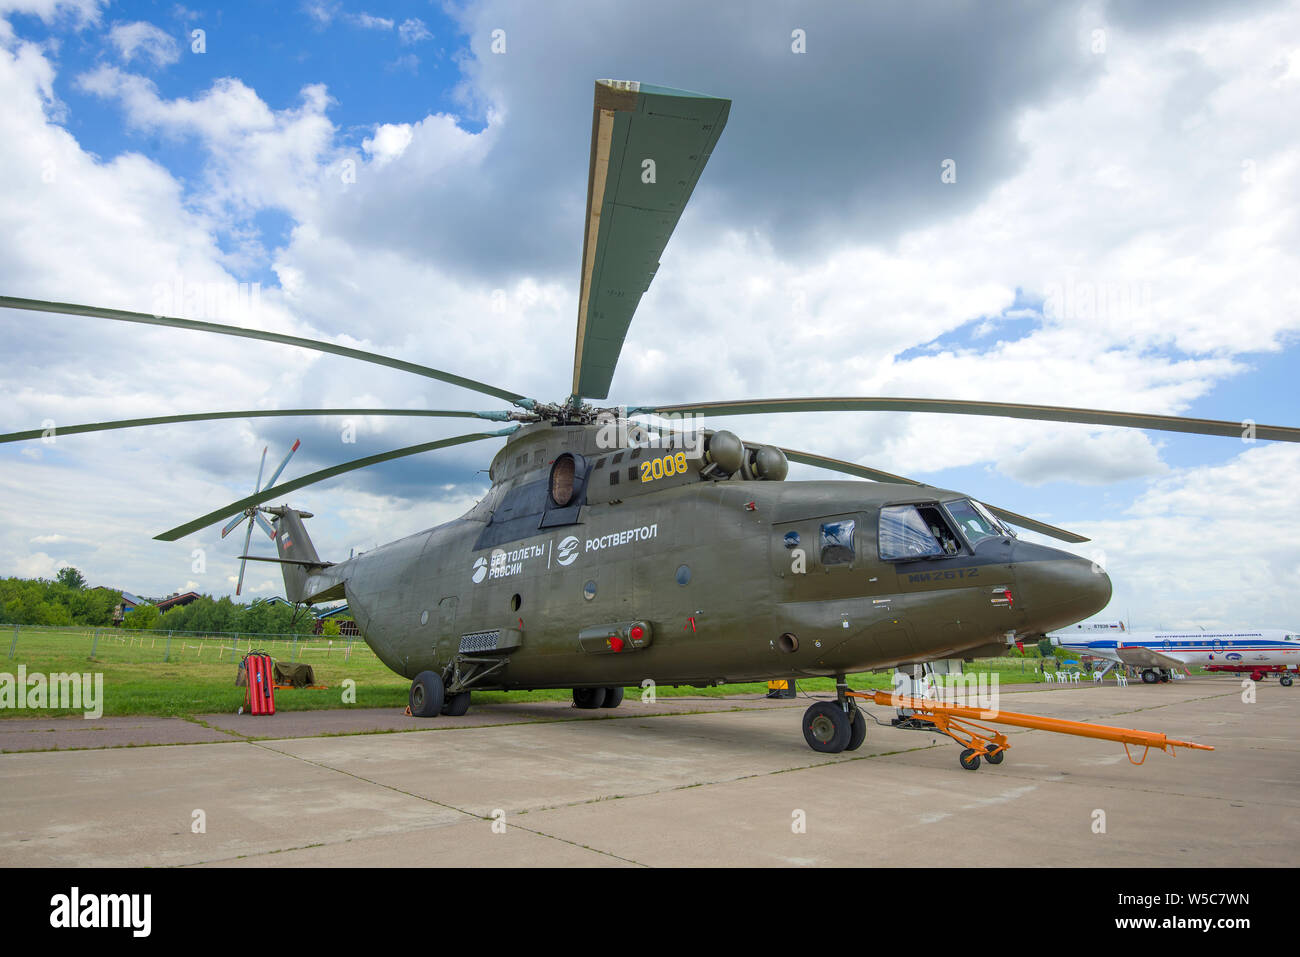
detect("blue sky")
(0, 0), (1297, 628)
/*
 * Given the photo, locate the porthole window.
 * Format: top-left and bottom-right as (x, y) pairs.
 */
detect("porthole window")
(510, 594), (522, 612)
(583, 580), (597, 601)
(675, 564), (692, 586)
(549, 453), (577, 507)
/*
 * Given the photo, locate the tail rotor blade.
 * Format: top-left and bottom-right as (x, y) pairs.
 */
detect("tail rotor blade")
(253, 511), (277, 540)
(235, 520), (255, 595)
(264, 439), (300, 491)
(221, 513), (248, 539)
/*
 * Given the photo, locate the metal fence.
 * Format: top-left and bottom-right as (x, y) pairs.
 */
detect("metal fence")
(3, 622), (375, 665)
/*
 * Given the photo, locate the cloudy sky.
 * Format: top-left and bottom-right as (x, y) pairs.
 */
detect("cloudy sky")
(0, 0), (1296, 629)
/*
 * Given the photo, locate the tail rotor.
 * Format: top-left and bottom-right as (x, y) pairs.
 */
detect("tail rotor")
(221, 441), (300, 595)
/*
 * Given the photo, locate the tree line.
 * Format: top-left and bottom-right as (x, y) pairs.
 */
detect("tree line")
(0, 570), (319, 635)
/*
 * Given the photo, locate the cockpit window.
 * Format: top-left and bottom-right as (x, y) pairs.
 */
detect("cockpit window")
(820, 519), (856, 565)
(878, 506), (944, 561)
(943, 499), (1002, 547)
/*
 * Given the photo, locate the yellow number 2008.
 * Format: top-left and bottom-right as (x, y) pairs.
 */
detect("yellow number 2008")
(640, 452), (692, 484)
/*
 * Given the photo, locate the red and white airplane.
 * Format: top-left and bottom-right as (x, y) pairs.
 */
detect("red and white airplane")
(1049, 620), (1300, 685)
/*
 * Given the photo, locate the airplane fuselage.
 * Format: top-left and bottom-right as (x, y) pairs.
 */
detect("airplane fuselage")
(1057, 630), (1300, 670)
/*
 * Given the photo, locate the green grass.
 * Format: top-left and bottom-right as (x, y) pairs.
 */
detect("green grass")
(0, 625), (1055, 719)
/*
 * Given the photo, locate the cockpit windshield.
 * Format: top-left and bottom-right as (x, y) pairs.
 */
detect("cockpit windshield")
(973, 501), (1016, 538)
(943, 499), (1003, 547)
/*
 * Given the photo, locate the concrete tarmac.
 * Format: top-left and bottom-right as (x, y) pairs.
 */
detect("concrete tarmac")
(1, 677), (1295, 867)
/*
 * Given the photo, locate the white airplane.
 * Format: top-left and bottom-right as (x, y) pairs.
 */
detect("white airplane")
(1049, 620), (1300, 685)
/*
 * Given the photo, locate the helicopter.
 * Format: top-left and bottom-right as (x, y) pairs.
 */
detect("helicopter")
(2, 80), (1295, 764)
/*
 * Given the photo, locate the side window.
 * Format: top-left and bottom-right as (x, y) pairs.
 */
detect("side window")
(879, 506), (943, 561)
(820, 519), (856, 566)
(915, 504), (962, 556)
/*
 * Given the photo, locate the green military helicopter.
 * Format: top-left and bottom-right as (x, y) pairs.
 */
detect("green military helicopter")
(3, 80), (1296, 763)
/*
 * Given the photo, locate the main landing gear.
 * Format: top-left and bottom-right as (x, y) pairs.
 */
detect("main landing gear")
(801, 677), (867, 754)
(573, 686), (625, 710)
(408, 671), (473, 717)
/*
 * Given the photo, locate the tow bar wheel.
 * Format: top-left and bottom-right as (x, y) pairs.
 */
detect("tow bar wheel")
(803, 701), (851, 753)
(959, 748), (981, 771)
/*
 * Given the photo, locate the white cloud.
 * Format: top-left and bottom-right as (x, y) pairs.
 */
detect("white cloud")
(351, 12), (392, 31)
(361, 122), (412, 165)
(107, 21), (179, 67)
(398, 17), (430, 45)
(1054, 443), (1300, 629)
(0, 0), (102, 28)
(997, 431), (1169, 486)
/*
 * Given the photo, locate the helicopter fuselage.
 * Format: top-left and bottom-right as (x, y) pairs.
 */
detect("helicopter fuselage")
(288, 422), (1111, 691)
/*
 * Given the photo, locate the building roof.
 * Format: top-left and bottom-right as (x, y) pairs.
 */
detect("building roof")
(154, 591), (200, 612)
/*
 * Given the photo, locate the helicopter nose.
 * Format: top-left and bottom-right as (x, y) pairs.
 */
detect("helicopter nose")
(1014, 547), (1112, 634)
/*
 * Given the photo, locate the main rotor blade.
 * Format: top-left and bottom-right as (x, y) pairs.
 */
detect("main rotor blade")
(0, 408), (512, 444)
(254, 446), (268, 493)
(980, 503), (1090, 545)
(638, 397), (1300, 443)
(0, 296), (533, 407)
(263, 439), (300, 491)
(779, 446), (1090, 544)
(155, 425), (519, 541)
(570, 81), (730, 402)
(780, 448), (923, 486)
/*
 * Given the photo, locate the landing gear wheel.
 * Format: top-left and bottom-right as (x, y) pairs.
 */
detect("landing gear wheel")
(959, 748), (981, 771)
(409, 671), (445, 717)
(1159, 673), (1170, 683)
(573, 687), (607, 710)
(600, 686), (624, 708)
(1281, 675), (1294, 687)
(845, 708), (867, 751)
(802, 702), (851, 753)
(984, 745), (1005, 765)
(1141, 670), (1158, 684)
(441, 691), (470, 716)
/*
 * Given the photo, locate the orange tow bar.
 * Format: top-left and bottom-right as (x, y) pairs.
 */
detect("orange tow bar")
(848, 690), (1214, 770)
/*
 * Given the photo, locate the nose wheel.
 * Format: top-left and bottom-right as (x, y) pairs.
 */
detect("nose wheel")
(803, 701), (852, 752)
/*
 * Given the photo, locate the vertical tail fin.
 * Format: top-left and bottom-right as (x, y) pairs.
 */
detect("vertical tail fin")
(267, 506), (322, 603)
